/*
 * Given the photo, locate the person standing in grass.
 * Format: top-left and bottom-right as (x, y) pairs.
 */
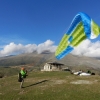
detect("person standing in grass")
(18, 67), (27, 88)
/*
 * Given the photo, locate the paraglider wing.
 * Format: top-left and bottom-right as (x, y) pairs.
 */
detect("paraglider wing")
(55, 12), (100, 59)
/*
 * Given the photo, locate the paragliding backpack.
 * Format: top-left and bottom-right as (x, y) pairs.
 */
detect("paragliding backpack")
(18, 72), (22, 82)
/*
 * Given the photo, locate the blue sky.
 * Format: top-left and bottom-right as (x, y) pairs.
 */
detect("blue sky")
(0, 0), (100, 57)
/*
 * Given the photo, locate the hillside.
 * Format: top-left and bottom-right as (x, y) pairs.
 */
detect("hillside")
(0, 52), (53, 67)
(0, 52), (100, 70)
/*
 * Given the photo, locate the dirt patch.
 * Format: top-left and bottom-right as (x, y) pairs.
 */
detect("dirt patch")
(51, 79), (66, 84)
(0, 93), (3, 95)
(70, 80), (97, 84)
(18, 90), (28, 95)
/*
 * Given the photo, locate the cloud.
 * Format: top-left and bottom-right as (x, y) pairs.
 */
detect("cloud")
(37, 40), (57, 54)
(0, 40), (57, 57)
(71, 39), (100, 57)
(0, 39), (100, 58)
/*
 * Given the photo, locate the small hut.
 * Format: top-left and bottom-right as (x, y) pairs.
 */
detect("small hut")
(41, 62), (64, 71)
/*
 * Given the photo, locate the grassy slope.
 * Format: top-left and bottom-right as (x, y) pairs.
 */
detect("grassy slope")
(0, 67), (20, 78)
(1, 53), (100, 70)
(0, 71), (100, 100)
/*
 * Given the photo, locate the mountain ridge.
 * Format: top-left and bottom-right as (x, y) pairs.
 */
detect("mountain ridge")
(0, 52), (100, 70)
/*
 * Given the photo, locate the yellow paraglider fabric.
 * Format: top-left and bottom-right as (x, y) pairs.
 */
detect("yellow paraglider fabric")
(55, 12), (100, 59)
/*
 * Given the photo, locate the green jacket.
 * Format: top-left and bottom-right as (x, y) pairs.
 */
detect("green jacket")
(20, 70), (27, 78)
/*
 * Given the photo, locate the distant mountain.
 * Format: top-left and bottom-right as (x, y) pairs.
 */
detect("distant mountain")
(0, 52), (100, 70)
(0, 52), (54, 67)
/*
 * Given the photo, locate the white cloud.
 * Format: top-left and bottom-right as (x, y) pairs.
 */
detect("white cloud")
(37, 40), (57, 54)
(0, 40), (57, 57)
(71, 39), (100, 57)
(0, 39), (100, 58)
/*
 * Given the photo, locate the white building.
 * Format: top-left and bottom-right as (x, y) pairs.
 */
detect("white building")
(41, 62), (64, 71)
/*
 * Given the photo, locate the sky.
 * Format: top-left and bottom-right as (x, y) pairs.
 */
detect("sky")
(0, 0), (100, 57)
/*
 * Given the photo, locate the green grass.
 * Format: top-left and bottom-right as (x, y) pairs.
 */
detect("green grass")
(0, 67), (19, 77)
(0, 71), (100, 100)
